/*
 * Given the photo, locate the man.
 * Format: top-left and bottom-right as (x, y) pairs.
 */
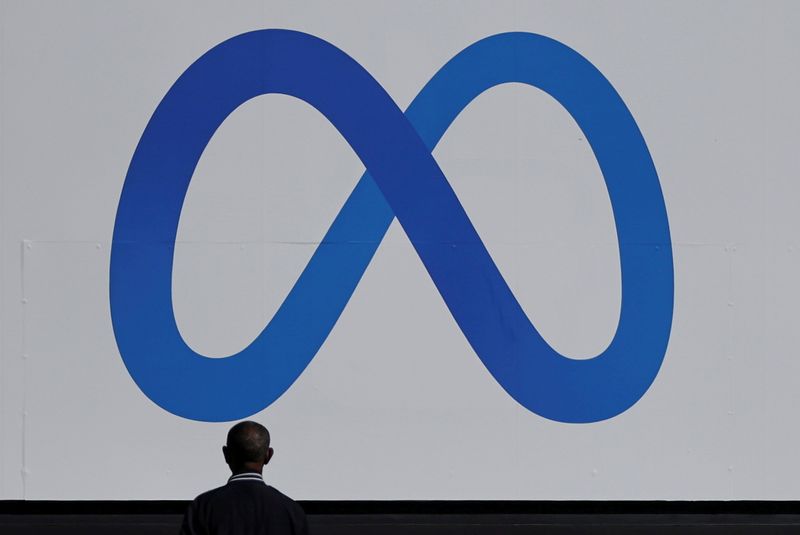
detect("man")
(180, 421), (309, 535)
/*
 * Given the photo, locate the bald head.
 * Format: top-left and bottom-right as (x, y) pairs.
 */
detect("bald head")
(223, 421), (272, 471)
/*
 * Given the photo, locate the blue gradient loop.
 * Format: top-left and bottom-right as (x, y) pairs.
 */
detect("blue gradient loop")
(111, 30), (673, 422)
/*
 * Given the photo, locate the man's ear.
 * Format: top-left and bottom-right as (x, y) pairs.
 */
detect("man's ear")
(222, 445), (230, 465)
(264, 447), (274, 466)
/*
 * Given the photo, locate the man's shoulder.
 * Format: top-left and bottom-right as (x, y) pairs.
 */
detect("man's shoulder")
(263, 485), (304, 510)
(188, 483), (228, 506)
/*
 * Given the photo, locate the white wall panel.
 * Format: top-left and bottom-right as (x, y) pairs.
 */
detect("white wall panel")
(2, 0), (800, 500)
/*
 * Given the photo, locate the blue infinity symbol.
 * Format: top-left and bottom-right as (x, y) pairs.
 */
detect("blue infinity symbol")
(111, 30), (673, 423)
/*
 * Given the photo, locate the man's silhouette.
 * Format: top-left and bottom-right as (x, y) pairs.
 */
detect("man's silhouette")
(180, 421), (308, 535)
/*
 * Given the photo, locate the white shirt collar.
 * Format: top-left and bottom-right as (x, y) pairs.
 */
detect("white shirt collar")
(228, 472), (265, 484)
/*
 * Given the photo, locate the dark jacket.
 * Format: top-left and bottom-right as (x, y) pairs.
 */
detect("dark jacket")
(180, 472), (308, 535)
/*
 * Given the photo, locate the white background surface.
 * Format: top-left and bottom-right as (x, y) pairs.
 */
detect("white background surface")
(1, 0), (799, 500)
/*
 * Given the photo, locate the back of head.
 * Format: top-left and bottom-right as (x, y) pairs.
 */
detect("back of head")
(226, 421), (271, 466)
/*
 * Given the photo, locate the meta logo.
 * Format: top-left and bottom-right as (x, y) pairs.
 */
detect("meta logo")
(111, 30), (673, 423)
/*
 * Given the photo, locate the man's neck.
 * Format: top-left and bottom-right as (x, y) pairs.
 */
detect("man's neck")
(230, 464), (264, 476)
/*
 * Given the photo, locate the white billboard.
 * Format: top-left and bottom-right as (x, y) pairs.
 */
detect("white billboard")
(1, 0), (799, 500)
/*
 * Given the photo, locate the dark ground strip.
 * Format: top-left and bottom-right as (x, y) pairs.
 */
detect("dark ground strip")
(3, 502), (800, 534)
